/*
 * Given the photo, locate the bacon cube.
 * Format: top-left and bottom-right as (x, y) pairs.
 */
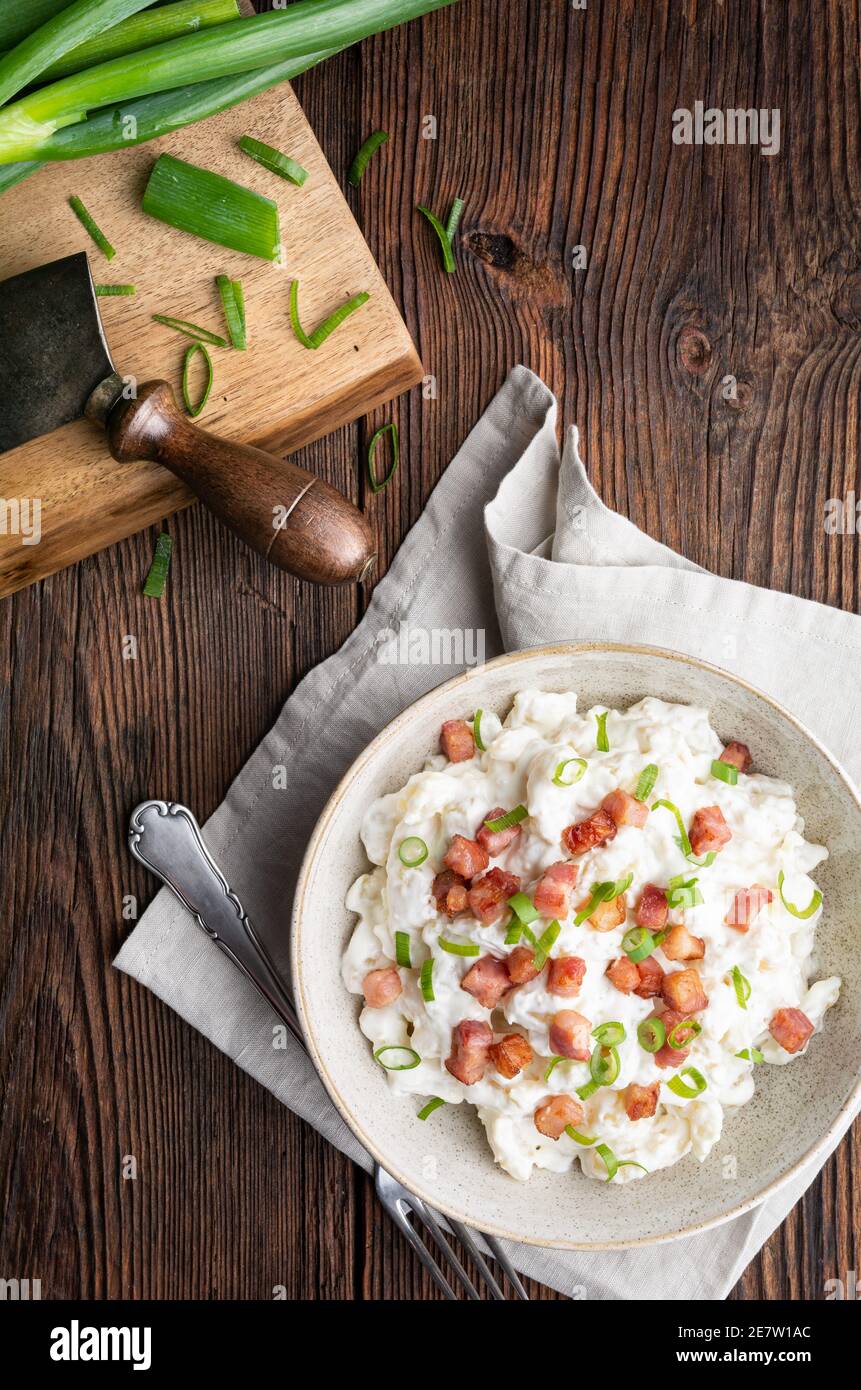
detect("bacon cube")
(725, 884), (773, 932)
(432, 869), (468, 918)
(633, 955), (664, 998)
(443, 834), (490, 880)
(602, 788), (650, 829)
(718, 741), (752, 773)
(653, 1009), (693, 1068)
(548, 955), (587, 997)
(636, 883), (669, 931)
(440, 719), (475, 763)
(584, 893), (627, 932)
(533, 861), (579, 918)
(562, 808), (617, 856)
(625, 1082), (660, 1121)
(661, 923), (705, 961)
(506, 945), (541, 985)
(662, 967), (709, 1014)
(489, 1033), (533, 1079)
(534, 1093), (584, 1140)
(476, 807), (523, 856)
(549, 1010), (592, 1061)
(689, 805), (732, 857)
(769, 1007), (814, 1054)
(606, 956), (640, 994)
(362, 967), (402, 1008)
(460, 954), (512, 1009)
(467, 866), (521, 924)
(445, 1019), (493, 1085)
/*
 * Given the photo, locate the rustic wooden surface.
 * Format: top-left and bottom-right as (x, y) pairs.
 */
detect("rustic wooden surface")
(1, 0), (859, 1302)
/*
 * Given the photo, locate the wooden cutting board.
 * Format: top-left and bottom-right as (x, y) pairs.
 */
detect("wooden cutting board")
(0, 84), (422, 598)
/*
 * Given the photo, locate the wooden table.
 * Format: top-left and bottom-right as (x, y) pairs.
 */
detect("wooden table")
(1, 0), (858, 1302)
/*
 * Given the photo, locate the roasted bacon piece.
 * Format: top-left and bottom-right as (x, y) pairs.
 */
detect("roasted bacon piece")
(549, 1010), (592, 1061)
(661, 923), (705, 961)
(443, 834), (490, 880)
(662, 967), (709, 1015)
(476, 806), (523, 857)
(489, 1033), (533, 1079)
(548, 955), (587, 997)
(633, 954), (665, 998)
(689, 805), (732, 857)
(445, 1020), (493, 1085)
(653, 1009), (693, 1068)
(718, 741), (752, 773)
(636, 882), (669, 931)
(506, 945), (541, 985)
(769, 1007), (814, 1054)
(362, 967), (402, 1008)
(562, 807), (617, 856)
(534, 1093), (584, 1140)
(606, 955), (640, 994)
(625, 1082), (660, 1121)
(460, 954), (512, 1008)
(725, 884), (773, 932)
(440, 719), (475, 763)
(602, 788), (650, 829)
(432, 869), (468, 917)
(533, 861), (579, 918)
(467, 867), (521, 924)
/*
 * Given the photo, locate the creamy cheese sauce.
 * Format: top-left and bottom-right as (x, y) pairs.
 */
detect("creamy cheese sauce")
(342, 694), (839, 1183)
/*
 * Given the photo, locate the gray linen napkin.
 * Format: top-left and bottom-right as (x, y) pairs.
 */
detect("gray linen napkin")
(116, 366), (860, 1300)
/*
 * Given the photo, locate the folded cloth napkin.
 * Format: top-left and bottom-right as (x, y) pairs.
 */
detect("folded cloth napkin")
(116, 366), (860, 1301)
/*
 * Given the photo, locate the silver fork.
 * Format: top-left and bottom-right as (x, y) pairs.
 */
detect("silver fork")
(128, 800), (529, 1301)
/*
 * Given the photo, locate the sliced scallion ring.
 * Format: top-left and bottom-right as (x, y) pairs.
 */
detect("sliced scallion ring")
(374, 1044), (421, 1071)
(595, 710), (610, 752)
(544, 1056), (564, 1082)
(595, 1142), (649, 1182)
(484, 805), (528, 833)
(666, 877), (703, 909)
(417, 1096), (444, 1121)
(634, 763), (659, 801)
(398, 836), (428, 867)
(507, 892), (539, 925)
(711, 758), (739, 785)
(622, 926), (657, 964)
(142, 532), (172, 599)
(216, 274), (247, 350)
(666, 1066), (707, 1098)
(592, 1021), (626, 1047)
(637, 1017), (666, 1053)
(439, 938), (480, 957)
(667, 1018), (701, 1049)
(395, 931), (411, 970)
(367, 422), (399, 493)
(532, 919), (560, 972)
(736, 1047), (764, 1064)
(348, 129), (388, 186)
(589, 1044), (620, 1086)
(420, 958), (435, 1002)
(777, 870), (823, 919)
(730, 964), (751, 1010)
(181, 341), (214, 419)
(552, 757), (588, 788)
(564, 1125), (597, 1145)
(576, 1078), (600, 1101)
(472, 709), (486, 751)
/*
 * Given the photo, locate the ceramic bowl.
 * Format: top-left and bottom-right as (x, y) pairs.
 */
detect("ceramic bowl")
(292, 643), (861, 1248)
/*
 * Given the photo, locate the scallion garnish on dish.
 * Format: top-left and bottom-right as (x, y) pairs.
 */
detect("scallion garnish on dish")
(589, 1044), (620, 1086)
(374, 1044), (421, 1071)
(667, 1017), (701, 1049)
(592, 1021), (626, 1047)
(472, 709), (486, 751)
(544, 1056), (564, 1082)
(532, 920), (560, 971)
(69, 194), (116, 260)
(565, 1125), (597, 1145)
(666, 876), (703, 909)
(142, 531), (172, 598)
(652, 797), (716, 867)
(417, 1096), (444, 1120)
(711, 757), (738, 785)
(216, 274), (247, 350)
(181, 341), (214, 418)
(595, 1143), (648, 1182)
(595, 711), (610, 752)
(505, 892), (538, 945)
(621, 925), (659, 962)
(143, 153), (282, 261)
(420, 958), (435, 1002)
(637, 1017), (666, 1052)
(576, 1078), (600, 1101)
(395, 931), (412, 969)
(238, 134), (309, 185)
(634, 763), (659, 800)
(348, 129), (388, 186)
(289, 278), (370, 350)
(575, 874), (632, 926)
(398, 836), (428, 867)
(777, 870), (822, 919)
(736, 1047), (764, 1064)
(665, 1066), (707, 1098)
(552, 757), (587, 787)
(730, 964), (751, 1009)
(439, 938), (480, 957)
(367, 423), (399, 494)
(152, 313), (229, 347)
(484, 806), (527, 833)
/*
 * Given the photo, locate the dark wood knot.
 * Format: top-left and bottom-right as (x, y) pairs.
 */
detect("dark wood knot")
(676, 325), (713, 376)
(467, 231), (517, 271)
(724, 378), (754, 412)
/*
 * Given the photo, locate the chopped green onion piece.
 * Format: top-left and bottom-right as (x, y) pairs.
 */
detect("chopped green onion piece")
(576, 1078), (600, 1101)
(507, 892), (539, 925)
(152, 313), (228, 347)
(181, 341), (214, 419)
(552, 757), (587, 787)
(439, 938), (480, 957)
(238, 133), (308, 185)
(420, 958), (435, 1002)
(736, 1047), (765, 1064)
(395, 931), (411, 969)
(595, 711), (610, 751)
(574, 874), (633, 927)
(730, 965), (751, 1010)
(289, 278), (370, 350)
(637, 1017), (666, 1053)
(398, 836), (428, 867)
(417, 1096), (444, 1121)
(666, 877), (703, 909)
(348, 129), (388, 186)
(777, 870), (823, 919)
(484, 805), (528, 833)
(216, 274), (247, 350)
(666, 1066), (707, 1098)
(373, 1044), (421, 1071)
(622, 926), (657, 963)
(95, 283), (136, 295)
(367, 422), (399, 493)
(711, 758), (739, 785)
(142, 531), (172, 598)
(667, 1018), (701, 1049)
(532, 920), (560, 971)
(589, 1044), (620, 1086)
(417, 203), (456, 272)
(69, 194), (116, 260)
(564, 1125), (597, 1145)
(143, 153), (281, 261)
(544, 1056), (564, 1082)
(445, 196), (465, 242)
(635, 763), (659, 800)
(652, 797), (716, 867)
(595, 1143), (648, 1182)
(472, 709), (486, 751)
(592, 1021), (626, 1047)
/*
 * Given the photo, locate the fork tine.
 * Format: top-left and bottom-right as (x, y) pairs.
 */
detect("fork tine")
(481, 1234), (531, 1300)
(378, 1189), (460, 1300)
(447, 1218), (508, 1299)
(409, 1199), (482, 1300)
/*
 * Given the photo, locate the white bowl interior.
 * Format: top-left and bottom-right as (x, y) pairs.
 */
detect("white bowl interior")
(293, 645), (861, 1247)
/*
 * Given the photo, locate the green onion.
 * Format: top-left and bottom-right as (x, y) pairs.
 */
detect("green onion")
(589, 1044), (620, 1086)
(666, 1066), (707, 1099)
(565, 1125), (597, 1145)
(544, 1056), (564, 1082)
(730, 964), (751, 1010)
(532, 920), (560, 971)
(445, 196), (465, 242)
(711, 758), (738, 785)
(348, 128), (388, 186)
(552, 757), (587, 787)
(417, 203), (456, 272)
(592, 1021), (626, 1047)
(68, 194), (115, 259)
(736, 1047), (764, 1064)
(0, 162), (41, 196)
(484, 806), (527, 833)
(289, 278), (370, 349)
(667, 1018), (701, 1049)
(576, 1078), (600, 1101)
(0, 0), (76, 51)
(666, 877), (703, 909)
(417, 1096), (444, 1120)
(472, 709), (485, 751)
(216, 274), (246, 350)
(635, 764), (659, 800)
(238, 133), (309, 185)
(439, 938), (480, 957)
(95, 284), (136, 296)
(143, 531), (172, 598)
(507, 893), (539, 925)
(777, 870), (823, 919)
(595, 1143), (648, 1182)
(0, 0), (153, 107)
(420, 958), (434, 1002)
(397, 836), (428, 867)
(574, 874), (632, 927)
(621, 926), (657, 963)
(652, 797), (716, 868)
(637, 1018), (666, 1053)
(505, 920), (536, 947)
(181, 341), (214, 418)
(367, 422), (399, 493)
(143, 152), (281, 260)
(595, 711), (610, 751)
(152, 313), (229, 348)
(373, 1044), (421, 1071)
(395, 931), (411, 969)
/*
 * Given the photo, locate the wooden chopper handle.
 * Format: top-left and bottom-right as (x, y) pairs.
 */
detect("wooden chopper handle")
(106, 380), (376, 586)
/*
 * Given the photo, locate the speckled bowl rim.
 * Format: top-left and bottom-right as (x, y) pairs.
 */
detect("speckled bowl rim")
(292, 642), (861, 1250)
